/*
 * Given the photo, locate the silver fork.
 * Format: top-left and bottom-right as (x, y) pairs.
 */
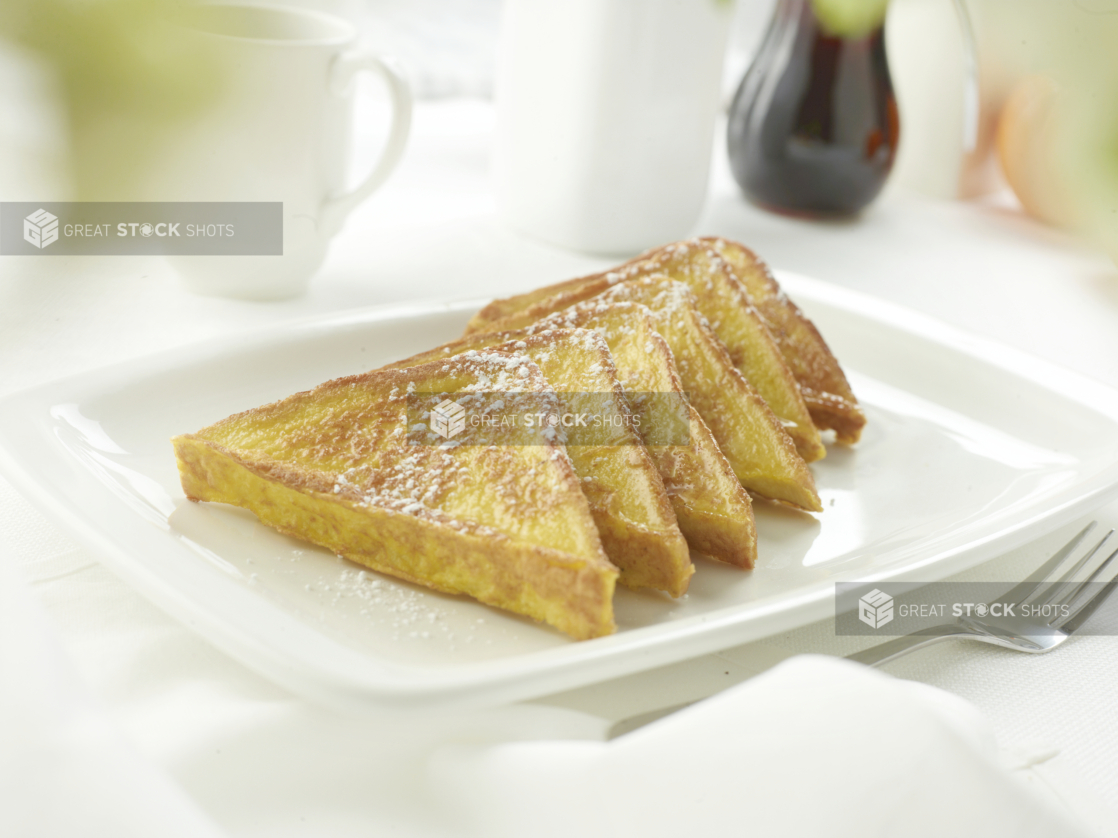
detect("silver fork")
(608, 523), (1118, 739)
(848, 521), (1118, 666)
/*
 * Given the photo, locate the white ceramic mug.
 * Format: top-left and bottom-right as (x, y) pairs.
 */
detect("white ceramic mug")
(149, 3), (411, 299)
(493, 0), (731, 256)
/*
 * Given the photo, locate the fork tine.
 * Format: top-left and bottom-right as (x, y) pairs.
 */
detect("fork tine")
(998, 522), (1096, 606)
(1046, 534), (1118, 612)
(1034, 530), (1114, 610)
(1056, 547), (1118, 633)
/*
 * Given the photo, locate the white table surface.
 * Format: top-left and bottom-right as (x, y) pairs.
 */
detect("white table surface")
(3, 98), (1118, 835)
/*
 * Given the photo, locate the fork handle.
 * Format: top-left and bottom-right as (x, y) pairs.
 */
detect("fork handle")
(846, 624), (967, 667)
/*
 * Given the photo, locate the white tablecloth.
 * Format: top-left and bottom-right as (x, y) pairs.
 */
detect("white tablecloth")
(3, 98), (1118, 836)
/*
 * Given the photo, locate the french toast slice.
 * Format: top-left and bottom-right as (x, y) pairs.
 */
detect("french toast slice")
(590, 278), (820, 511)
(532, 304), (758, 569)
(173, 352), (618, 640)
(475, 278), (820, 511)
(467, 241), (825, 463)
(702, 236), (866, 444)
(385, 329), (694, 596)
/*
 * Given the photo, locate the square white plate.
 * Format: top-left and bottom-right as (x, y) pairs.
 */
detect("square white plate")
(3, 272), (1118, 711)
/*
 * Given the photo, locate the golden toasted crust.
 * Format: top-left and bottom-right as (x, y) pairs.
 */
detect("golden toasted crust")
(467, 279), (613, 335)
(386, 328), (695, 595)
(173, 353), (618, 639)
(532, 304), (759, 569)
(430, 310), (757, 567)
(701, 237), (866, 444)
(610, 241), (826, 462)
(600, 278), (820, 511)
(483, 278), (821, 512)
(468, 278), (597, 332)
(466, 241), (826, 463)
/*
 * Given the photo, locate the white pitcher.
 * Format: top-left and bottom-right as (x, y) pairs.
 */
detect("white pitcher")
(493, 0), (732, 256)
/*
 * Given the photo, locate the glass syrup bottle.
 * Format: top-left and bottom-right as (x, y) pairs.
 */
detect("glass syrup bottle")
(727, 0), (899, 216)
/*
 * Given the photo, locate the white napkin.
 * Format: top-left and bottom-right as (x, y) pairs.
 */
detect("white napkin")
(431, 655), (1108, 838)
(0, 549), (226, 838)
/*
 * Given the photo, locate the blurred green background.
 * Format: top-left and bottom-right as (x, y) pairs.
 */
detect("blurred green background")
(0, 0), (222, 200)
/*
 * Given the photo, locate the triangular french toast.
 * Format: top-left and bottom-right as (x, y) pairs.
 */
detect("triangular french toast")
(394, 312), (757, 568)
(531, 304), (758, 569)
(581, 278), (820, 511)
(385, 329), (695, 595)
(173, 352), (618, 640)
(701, 237), (866, 444)
(471, 276), (821, 512)
(466, 240), (827, 463)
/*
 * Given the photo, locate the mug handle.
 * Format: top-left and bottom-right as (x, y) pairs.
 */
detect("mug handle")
(321, 50), (413, 236)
